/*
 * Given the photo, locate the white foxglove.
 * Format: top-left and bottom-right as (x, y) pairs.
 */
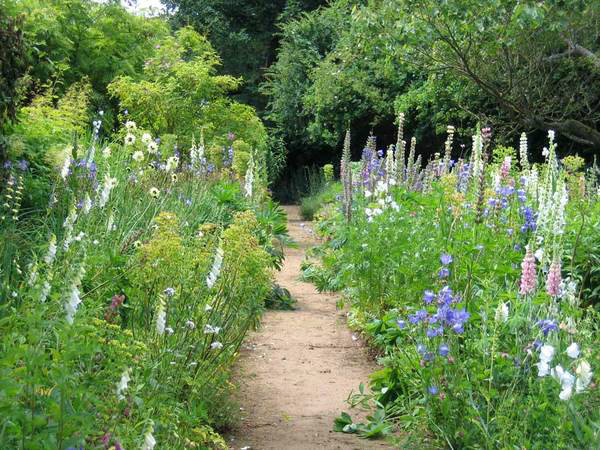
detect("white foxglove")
(116, 368), (131, 400)
(141, 425), (156, 450)
(495, 302), (509, 323)
(566, 343), (580, 359)
(206, 247), (224, 289)
(155, 299), (166, 336)
(575, 360), (592, 393)
(45, 234), (57, 265)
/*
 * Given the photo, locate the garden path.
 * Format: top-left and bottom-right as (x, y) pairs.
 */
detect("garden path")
(229, 206), (392, 450)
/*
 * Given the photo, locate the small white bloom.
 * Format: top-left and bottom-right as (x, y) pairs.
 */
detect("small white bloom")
(204, 304), (213, 312)
(45, 234), (57, 265)
(185, 320), (196, 329)
(141, 426), (156, 450)
(147, 141), (158, 154)
(559, 386), (573, 401)
(132, 151), (144, 162)
(116, 368), (131, 400)
(165, 327), (174, 335)
(40, 281), (51, 303)
(364, 190), (372, 198)
(575, 360), (593, 393)
(102, 147), (111, 158)
(495, 302), (509, 323)
(141, 132), (152, 144)
(156, 299), (166, 336)
(206, 247), (224, 289)
(534, 248), (544, 262)
(204, 324), (221, 334)
(542, 147), (550, 158)
(210, 341), (223, 350)
(166, 156), (179, 172)
(82, 194), (92, 214)
(548, 130), (555, 141)
(107, 213), (115, 233)
(65, 283), (82, 324)
(60, 155), (71, 180)
(539, 344), (555, 364)
(125, 120), (136, 130)
(566, 342), (580, 359)
(536, 361), (550, 377)
(124, 133), (136, 145)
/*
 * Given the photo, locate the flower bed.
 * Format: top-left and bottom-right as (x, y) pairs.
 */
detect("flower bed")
(305, 120), (600, 448)
(0, 119), (285, 450)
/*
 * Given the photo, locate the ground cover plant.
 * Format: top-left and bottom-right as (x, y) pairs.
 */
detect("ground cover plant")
(0, 113), (287, 449)
(305, 118), (600, 449)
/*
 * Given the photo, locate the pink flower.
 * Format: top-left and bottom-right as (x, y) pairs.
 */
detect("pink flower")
(546, 259), (562, 297)
(500, 156), (511, 178)
(520, 247), (537, 295)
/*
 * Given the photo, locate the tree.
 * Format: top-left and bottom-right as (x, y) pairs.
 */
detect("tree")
(108, 27), (267, 150)
(0, 5), (26, 164)
(2, 0), (169, 123)
(397, 0), (600, 150)
(162, 0), (327, 111)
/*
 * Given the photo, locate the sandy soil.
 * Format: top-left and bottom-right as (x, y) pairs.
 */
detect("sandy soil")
(228, 206), (392, 450)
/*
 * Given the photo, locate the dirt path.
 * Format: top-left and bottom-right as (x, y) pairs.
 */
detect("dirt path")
(229, 206), (392, 450)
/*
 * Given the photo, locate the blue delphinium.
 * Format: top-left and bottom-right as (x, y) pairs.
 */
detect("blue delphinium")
(537, 319), (558, 336)
(439, 343), (449, 356)
(440, 253), (453, 265)
(423, 290), (435, 304)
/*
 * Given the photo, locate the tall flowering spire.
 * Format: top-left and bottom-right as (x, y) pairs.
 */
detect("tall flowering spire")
(341, 130), (353, 222)
(519, 132), (529, 171)
(395, 113), (406, 184)
(442, 125), (455, 176)
(546, 258), (562, 297)
(385, 144), (395, 184)
(520, 246), (537, 295)
(500, 156), (511, 179)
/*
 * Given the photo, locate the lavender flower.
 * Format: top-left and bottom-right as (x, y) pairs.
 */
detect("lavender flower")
(440, 254), (453, 265)
(423, 290), (435, 304)
(537, 319), (558, 336)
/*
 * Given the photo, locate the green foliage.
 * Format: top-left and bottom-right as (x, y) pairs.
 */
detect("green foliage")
(263, 2), (351, 149)
(0, 7), (26, 129)
(2, 0), (169, 120)
(164, 0), (326, 110)
(265, 283), (296, 310)
(299, 180), (341, 221)
(9, 81), (92, 171)
(109, 27), (267, 153)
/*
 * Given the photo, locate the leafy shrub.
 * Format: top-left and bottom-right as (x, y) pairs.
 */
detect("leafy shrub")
(108, 27), (267, 154)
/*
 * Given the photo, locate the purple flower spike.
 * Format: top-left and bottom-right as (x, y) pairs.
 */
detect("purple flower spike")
(440, 254), (453, 265)
(438, 268), (450, 279)
(423, 290), (435, 304)
(537, 319), (558, 336)
(439, 343), (449, 357)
